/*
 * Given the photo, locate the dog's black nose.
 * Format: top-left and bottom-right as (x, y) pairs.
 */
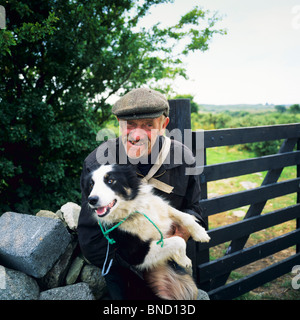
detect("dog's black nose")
(88, 195), (99, 206)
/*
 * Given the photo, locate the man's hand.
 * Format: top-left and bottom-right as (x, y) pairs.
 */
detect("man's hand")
(167, 222), (191, 242)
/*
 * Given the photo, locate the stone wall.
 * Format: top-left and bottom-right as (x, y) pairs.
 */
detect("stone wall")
(0, 203), (108, 300)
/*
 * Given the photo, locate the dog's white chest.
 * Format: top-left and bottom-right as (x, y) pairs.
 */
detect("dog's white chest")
(119, 211), (171, 242)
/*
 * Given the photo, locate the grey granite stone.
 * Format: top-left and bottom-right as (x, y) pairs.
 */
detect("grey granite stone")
(39, 282), (95, 300)
(0, 212), (71, 278)
(0, 266), (40, 300)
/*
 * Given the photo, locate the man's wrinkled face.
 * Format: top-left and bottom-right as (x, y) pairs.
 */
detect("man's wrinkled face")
(118, 116), (169, 159)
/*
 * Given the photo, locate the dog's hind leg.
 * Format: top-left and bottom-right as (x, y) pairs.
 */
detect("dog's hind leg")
(168, 207), (210, 243)
(136, 236), (191, 271)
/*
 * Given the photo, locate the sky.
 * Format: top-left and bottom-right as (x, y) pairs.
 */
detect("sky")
(137, 0), (300, 105)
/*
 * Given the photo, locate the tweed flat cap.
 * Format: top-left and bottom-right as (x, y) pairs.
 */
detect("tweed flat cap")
(112, 88), (169, 120)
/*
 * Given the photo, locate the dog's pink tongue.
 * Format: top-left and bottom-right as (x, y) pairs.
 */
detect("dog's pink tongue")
(96, 207), (107, 216)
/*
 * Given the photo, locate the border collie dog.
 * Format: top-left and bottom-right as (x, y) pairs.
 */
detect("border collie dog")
(87, 164), (210, 300)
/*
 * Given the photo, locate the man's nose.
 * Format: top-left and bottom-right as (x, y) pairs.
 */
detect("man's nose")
(130, 128), (145, 141)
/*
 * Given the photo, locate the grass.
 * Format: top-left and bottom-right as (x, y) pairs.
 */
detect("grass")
(204, 145), (300, 300)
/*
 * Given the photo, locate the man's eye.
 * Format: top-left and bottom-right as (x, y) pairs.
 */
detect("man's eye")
(127, 122), (136, 129)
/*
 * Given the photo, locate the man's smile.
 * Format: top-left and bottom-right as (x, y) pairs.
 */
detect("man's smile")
(127, 139), (148, 146)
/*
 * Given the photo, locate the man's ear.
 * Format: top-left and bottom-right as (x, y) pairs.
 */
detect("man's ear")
(160, 116), (170, 135)
(163, 117), (170, 129)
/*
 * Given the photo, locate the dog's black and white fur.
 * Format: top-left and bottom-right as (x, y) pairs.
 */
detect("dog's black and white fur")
(86, 164), (210, 300)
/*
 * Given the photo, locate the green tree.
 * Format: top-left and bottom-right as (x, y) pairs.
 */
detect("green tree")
(0, 0), (225, 214)
(289, 104), (300, 114)
(172, 94), (200, 113)
(275, 105), (286, 113)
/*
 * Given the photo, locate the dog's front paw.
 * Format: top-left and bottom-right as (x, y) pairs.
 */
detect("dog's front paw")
(191, 225), (211, 243)
(199, 230), (211, 243)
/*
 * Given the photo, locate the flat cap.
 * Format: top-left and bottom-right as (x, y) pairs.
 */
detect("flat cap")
(112, 88), (169, 120)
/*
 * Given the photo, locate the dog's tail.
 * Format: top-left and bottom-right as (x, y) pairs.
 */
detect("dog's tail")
(144, 262), (198, 300)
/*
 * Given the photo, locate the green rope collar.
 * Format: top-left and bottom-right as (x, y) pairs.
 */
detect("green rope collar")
(97, 210), (164, 247)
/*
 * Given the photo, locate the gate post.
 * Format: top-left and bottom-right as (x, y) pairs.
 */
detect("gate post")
(297, 138), (300, 254)
(167, 99), (191, 139)
(167, 99), (210, 288)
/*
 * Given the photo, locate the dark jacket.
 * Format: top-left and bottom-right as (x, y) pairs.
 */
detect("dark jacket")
(77, 136), (205, 291)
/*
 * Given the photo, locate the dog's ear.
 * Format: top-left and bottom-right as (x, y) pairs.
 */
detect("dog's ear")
(115, 164), (140, 200)
(82, 171), (94, 196)
(124, 165), (140, 188)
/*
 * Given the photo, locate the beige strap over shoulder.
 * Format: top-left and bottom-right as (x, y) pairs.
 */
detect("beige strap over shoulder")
(141, 136), (174, 194)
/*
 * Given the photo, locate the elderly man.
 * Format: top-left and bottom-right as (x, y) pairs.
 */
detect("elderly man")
(77, 88), (205, 300)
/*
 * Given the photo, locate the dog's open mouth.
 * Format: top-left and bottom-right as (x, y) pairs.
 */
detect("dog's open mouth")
(96, 199), (117, 217)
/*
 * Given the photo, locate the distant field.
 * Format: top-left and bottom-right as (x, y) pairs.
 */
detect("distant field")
(201, 103), (275, 113)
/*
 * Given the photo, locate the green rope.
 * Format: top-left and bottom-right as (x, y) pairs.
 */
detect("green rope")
(97, 212), (134, 245)
(98, 210), (164, 247)
(132, 210), (164, 247)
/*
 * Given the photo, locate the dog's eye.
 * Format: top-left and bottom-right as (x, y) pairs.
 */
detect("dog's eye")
(89, 181), (94, 190)
(104, 174), (115, 185)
